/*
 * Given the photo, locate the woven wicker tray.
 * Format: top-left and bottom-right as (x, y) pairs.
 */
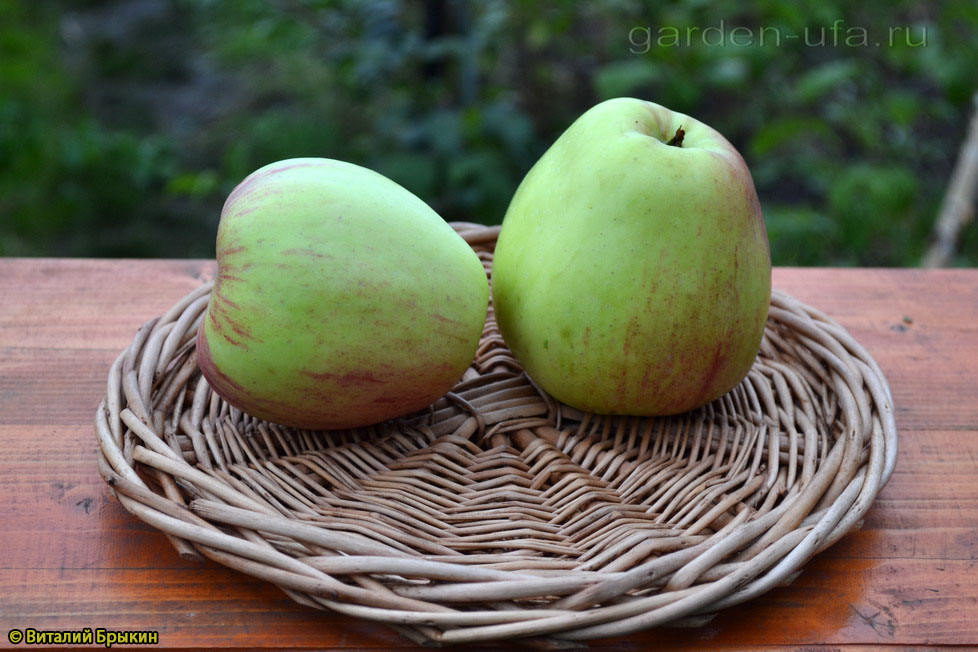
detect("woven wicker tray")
(95, 222), (897, 646)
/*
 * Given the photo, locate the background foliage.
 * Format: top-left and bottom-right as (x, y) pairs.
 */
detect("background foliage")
(2, 0), (976, 264)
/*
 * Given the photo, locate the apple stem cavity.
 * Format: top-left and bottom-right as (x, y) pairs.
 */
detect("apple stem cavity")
(667, 126), (685, 147)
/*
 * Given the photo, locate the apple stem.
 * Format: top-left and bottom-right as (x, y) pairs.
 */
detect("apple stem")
(667, 126), (685, 147)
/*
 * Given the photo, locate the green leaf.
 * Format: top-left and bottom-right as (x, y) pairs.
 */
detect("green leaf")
(763, 204), (839, 266)
(750, 117), (838, 157)
(166, 170), (219, 198)
(792, 60), (861, 103)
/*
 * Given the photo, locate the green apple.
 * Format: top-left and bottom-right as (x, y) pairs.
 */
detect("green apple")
(492, 98), (771, 415)
(197, 158), (489, 430)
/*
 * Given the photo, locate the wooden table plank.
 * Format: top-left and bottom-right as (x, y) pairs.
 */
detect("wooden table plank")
(1, 258), (977, 649)
(0, 258), (215, 350)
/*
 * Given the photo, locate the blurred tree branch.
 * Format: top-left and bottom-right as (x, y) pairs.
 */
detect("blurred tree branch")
(924, 92), (978, 267)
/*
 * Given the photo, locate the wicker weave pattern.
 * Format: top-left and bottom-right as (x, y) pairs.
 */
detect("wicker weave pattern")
(95, 223), (897, 646)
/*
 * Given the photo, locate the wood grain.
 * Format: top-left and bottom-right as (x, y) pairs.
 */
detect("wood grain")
(1, 258), (976, 649)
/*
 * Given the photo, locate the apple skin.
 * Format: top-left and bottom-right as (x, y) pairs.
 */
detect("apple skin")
(197, 158), (489, 430)
(492, 98), (771, 415)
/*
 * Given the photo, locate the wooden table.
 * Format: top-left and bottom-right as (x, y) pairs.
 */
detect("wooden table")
(1, 259), (976, 650)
